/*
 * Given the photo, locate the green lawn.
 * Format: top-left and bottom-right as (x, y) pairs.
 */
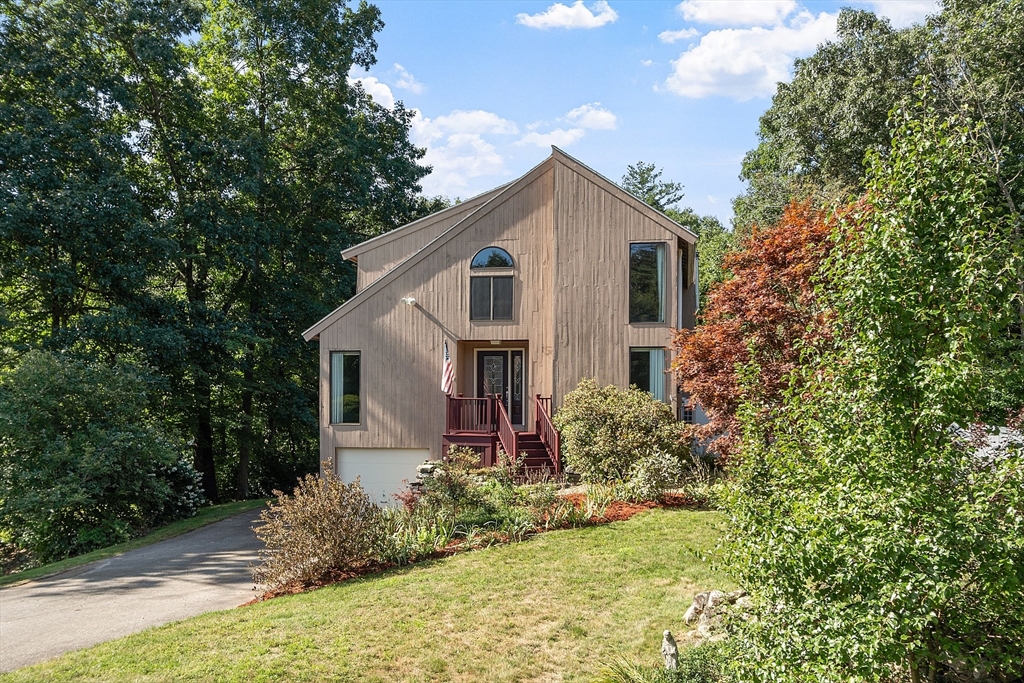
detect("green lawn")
(0, 499), (268, 588)
(0, 508), (731, 683)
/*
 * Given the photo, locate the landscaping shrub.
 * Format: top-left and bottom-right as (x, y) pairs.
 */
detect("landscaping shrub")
(0, 351), (204, 563)
(554, 379), (687, 483)
(253, 467), (381, 589)
(619, 448), (686, 503)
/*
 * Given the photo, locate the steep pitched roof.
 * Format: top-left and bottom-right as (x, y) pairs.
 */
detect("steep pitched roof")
(340, 182), (510, 262)
(302, 147), (697, 341)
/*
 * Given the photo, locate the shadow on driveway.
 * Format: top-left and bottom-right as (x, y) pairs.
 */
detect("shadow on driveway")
(0, 507), (266, 673)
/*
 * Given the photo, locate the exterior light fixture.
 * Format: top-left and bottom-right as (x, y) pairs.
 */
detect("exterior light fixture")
(400, 297), (417, 306)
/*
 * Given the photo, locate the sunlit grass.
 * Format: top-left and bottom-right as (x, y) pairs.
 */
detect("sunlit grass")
(1, 508), (731, 683)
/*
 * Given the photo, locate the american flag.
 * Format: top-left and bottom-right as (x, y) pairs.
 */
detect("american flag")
(441, 340), (455, 395)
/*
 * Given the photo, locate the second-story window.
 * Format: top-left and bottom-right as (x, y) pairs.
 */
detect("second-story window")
(470, 247), (514, 321)
(629, 242), (666, 323)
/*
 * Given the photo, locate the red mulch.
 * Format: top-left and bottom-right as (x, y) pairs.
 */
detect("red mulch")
(245, 493), (704, 604)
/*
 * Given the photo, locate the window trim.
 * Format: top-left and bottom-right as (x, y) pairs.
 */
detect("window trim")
(329, 350), (362, 426)
(470, 275), (514, 322)
(628, 241), (668, 325)
(471, 246), (515, 269)
(629, 346), (667, 402)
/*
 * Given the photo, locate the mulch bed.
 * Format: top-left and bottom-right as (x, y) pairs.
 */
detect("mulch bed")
(246, 493), (705, 604)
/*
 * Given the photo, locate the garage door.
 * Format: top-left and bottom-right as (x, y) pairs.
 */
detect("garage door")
(336, 448), (431, 505)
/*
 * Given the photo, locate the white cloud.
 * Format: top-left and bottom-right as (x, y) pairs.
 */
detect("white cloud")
(516, 0), (618, 29)
(412, 110), (519, 144)
(411, 110), (519, 196)
(641, 59), (654, 66)
(516, 128), (587, 148)
(658, 27), (700, 43)
(564, 102), (618, 130)
(663, 10), (837, 100)
(348, 73), (395, 108)
(393, 63), (424, 94)
(867, 0), (938, 28)
(678, 0), (797, 26)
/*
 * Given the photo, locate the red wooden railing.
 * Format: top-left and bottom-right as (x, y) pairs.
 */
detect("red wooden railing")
(446, 395), (496, 433)
(495, 397), (518, 459)
(534, 394), (561, 473)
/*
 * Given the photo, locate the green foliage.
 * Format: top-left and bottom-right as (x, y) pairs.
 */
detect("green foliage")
(554, 379), (687, 483)
(0, 0), (432, 503)
(594, 640), (737, 683)
(618, 449), (686, 504)
(723, 108), (1024, 682)
(253, 467), (381, 589)
(733, 9), (927, 232)
(622, 161), (685, 211)
(0, 351), (204, 563)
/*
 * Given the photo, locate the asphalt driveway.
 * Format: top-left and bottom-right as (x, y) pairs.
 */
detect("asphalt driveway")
(0, 507), (265, 673)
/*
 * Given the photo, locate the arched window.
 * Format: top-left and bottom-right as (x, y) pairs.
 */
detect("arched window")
(470, 247), (514, 320)
(471, 247), (514, 269)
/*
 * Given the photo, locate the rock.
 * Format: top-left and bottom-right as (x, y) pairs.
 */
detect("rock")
(683, 588), (751, 640)
(662, 630), (679, 671)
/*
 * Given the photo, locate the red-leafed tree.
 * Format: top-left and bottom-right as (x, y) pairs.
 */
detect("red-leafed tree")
(672, 200), (839, 458)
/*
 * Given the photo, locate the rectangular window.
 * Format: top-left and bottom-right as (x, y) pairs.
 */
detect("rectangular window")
(330, 351), (360, 424)
(629, 347), (666, 401)
(470, 276), (513, 321)
(629, 243), (666, 323)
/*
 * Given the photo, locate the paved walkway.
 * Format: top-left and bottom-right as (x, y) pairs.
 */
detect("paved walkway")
(0, 507), (265, 673)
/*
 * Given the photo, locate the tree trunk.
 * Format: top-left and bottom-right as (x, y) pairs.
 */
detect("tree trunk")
(237, 369), (253, 500)
(194, 374), (220, 503)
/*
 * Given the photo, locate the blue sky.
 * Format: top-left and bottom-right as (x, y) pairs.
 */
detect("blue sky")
(353, 0), (938, 224)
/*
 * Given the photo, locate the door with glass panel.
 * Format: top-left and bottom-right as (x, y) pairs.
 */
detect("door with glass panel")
(476, 349), (525, 425)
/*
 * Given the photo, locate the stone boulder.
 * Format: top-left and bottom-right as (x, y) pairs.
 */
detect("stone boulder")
(682, 589), (750, 641)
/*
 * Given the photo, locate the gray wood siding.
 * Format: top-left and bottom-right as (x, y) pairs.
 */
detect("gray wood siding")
(320, 170), (554, 462)
(551, 160), (695, 409)
(355, 202), (483, 291)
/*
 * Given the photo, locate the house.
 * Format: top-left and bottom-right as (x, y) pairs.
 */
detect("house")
(302, 147), (700, 502)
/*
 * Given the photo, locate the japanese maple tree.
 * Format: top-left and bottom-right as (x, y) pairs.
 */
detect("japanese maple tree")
(671, 200), (838, 457)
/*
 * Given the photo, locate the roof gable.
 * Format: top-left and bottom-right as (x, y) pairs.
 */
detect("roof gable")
(303, 148), (697, 341)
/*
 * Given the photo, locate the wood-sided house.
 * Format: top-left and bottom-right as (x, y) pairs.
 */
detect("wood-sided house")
(302, 148), (700, 502)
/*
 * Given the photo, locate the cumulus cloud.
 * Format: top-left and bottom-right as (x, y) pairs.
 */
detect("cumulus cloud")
(411, 110), (519, 196)
(564, 102), (618, 130)
(394, 63), (424, 94)
(867, 0), (938, 27)
(348, 73), (395, 108)
(516, 128), (587, 148)
(663, 10), (837, 100)
(658, 27), (700, 43)
(516, 0), (618, 29)
(677, 0), (797, 26)
(641, 59), (654, 66)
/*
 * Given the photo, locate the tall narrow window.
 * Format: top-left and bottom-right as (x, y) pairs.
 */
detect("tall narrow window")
(629, 347), (666, 401)
(330, 351), (360, 424)
(630, 243), (665, 323)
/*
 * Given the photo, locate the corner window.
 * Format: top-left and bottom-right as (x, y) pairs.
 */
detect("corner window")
(470, 276), (513, 320)
(629, 243), (666, 323)
(630, 347), (666, 401)
(330, 351), (360, 424)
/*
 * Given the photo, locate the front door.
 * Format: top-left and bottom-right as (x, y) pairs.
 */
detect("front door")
(476, 350), (525, 425)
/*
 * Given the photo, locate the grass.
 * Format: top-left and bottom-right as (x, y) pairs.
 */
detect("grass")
(0, 499), (268, 588)
(0, 507), (732, 683)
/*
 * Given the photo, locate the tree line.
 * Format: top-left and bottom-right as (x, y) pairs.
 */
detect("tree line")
(1, 0), (444, 506)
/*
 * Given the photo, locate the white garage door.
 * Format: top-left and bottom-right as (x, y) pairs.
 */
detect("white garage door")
(336, 448), (430, 505)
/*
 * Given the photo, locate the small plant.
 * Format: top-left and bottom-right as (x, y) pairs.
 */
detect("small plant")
(253, 464), (380, 589)
(584, 482), (616, 519)
(620, 448), (686, 503)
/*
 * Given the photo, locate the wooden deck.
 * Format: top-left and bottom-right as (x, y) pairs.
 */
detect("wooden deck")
(443, 394), (560, 472)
